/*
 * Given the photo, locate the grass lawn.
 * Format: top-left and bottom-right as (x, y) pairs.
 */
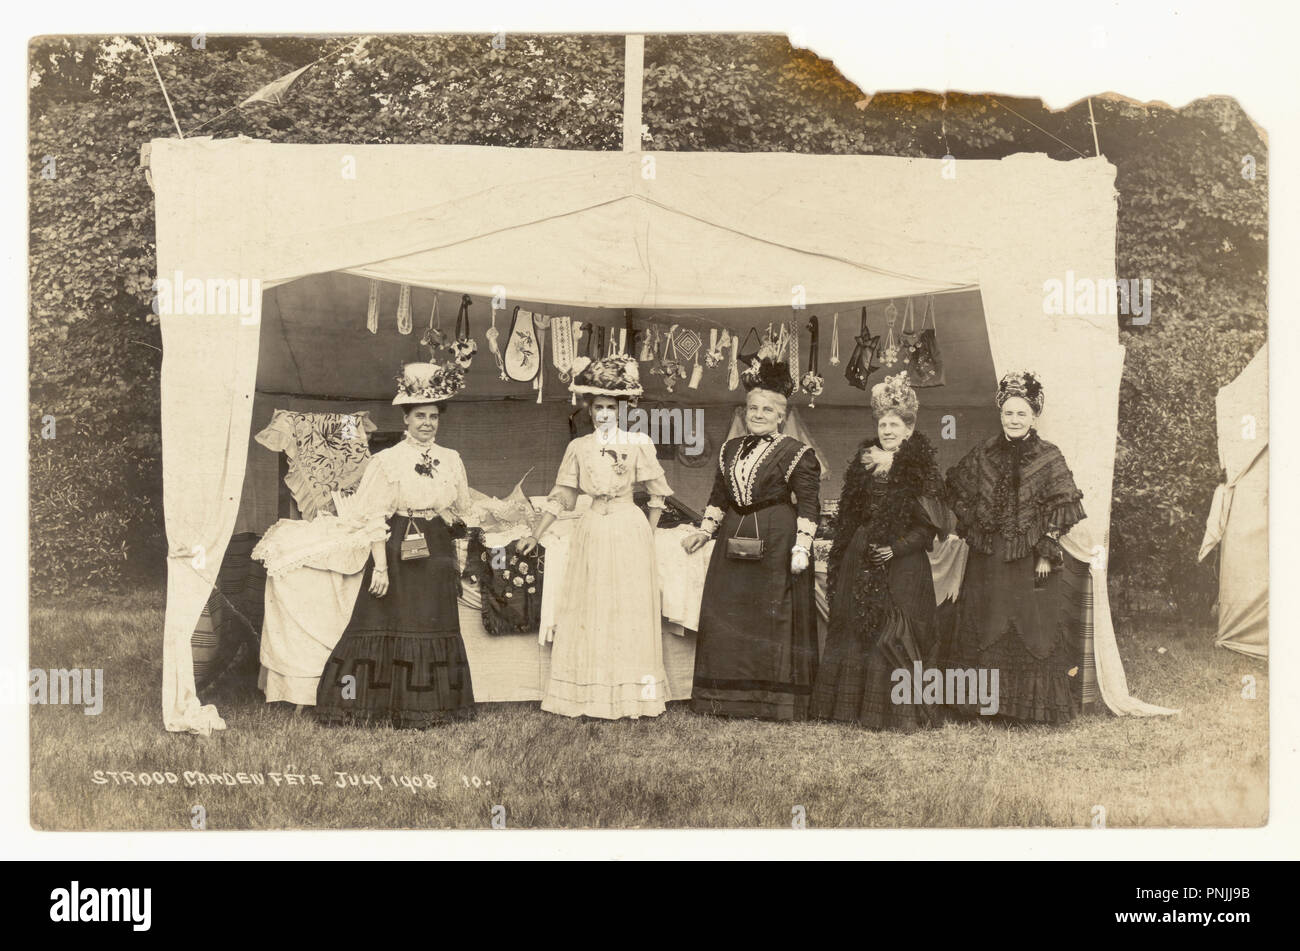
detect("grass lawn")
(29, 587), (1267, 830)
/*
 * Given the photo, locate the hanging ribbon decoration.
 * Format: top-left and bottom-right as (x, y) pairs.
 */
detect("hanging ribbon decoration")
(802, 315), (824, 408)
(420, 292), (447, 358)
(486, 301), (505, 379)
(533, 311), (550, 404)
(450, 294), (478, 369)
(829, 312), (841, 366)
(396, 284), (412, 335)
(366, 279), (380, 334)
(787, 312), (800, 393)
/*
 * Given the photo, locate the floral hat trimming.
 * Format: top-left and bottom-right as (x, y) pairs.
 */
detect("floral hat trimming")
(392, 360), (467, 405)
(741, 338), (793, 398)
(870, 372), (919, 419)
(568, 354), (643, 399)
(996, 369), (1045, 414)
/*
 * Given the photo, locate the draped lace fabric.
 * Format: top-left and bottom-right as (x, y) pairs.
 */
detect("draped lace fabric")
(254, 410), (377, 521)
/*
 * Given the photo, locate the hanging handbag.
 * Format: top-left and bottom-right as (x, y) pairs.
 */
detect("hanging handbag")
(907, 296), (946, 387)
(844, 306), (880, 390)
(726, 511), (765, 561)
(503, 306), (540, 383)
(400, 517), (430, 561)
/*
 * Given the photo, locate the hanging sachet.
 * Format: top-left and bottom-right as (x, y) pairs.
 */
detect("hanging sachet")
(396, 284), (413, 335)
(503, 306), (541, 384)
(907, 295), (946, 387)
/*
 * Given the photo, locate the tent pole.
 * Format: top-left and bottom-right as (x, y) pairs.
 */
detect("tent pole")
(623, 34), (645, 152)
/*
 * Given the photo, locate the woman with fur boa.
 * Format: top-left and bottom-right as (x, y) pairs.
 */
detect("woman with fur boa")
(810, 374), (948, 730)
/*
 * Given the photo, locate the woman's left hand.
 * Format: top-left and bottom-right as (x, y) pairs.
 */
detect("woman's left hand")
(1035, 556), (1051, 578)
(869, 544), (893, 566)
(790, 548), (810, 575)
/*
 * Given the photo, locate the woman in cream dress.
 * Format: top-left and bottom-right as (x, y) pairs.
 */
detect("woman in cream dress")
(517, 355), (673, 719)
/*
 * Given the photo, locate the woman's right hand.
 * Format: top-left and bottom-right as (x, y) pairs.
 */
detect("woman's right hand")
(369, 566), (390, 598)
(516, 534), (539, 556)
(682, 531), (710, 554)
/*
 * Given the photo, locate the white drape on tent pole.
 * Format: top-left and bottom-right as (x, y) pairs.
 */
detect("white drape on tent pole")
(148, 136), (1175, 732)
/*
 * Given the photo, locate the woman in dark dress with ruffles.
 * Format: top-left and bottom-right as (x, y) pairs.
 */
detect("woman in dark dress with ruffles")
(942, 370), (1086, 725)
(682, 350), (820, 721)
(811, 373), (948, 730)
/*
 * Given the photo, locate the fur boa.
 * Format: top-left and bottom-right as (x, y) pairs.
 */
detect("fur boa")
(827, 431), (944, 628)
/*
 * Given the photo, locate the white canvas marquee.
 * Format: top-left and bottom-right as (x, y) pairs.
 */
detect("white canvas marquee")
(147, 135), (1176, 733)
(1200, 346), (1268, 657)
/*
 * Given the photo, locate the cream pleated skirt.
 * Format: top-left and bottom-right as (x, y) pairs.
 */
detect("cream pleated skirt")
(541, 499), (669, 719)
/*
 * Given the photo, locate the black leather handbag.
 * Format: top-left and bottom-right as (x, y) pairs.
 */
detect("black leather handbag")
(725, 512), (765, 561)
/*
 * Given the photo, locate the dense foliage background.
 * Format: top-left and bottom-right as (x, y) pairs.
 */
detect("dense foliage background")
(29, 34), (1266, 618)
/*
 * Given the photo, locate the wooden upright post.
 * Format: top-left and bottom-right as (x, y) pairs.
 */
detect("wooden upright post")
(623, 34), (645, 152)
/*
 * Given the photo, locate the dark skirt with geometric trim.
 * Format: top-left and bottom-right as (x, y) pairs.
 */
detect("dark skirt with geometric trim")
(314, 514), (475, 729)
(810, 524), (943, 731)
(690, 501), (819, 721)
(942, 534), (1078, 725)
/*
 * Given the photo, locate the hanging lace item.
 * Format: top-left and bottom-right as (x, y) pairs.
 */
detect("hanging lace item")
(551, 315), (575, 383)
(638, 320), (655, 361)
(366, 280), (380, 334)
(829, 312), (841, 366)
(396, 284), (413, 335)
(727, 331), (741, 390)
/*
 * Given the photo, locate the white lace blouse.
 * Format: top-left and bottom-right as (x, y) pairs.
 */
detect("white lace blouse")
(350, 436), (473, 525)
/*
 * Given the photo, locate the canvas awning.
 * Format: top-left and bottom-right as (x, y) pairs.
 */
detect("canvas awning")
(148, 135), (1175, 731)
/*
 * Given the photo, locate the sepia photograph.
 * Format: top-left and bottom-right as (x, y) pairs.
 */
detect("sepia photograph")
(26, 25), (1269, 834)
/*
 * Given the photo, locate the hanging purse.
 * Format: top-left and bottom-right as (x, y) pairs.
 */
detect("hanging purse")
(801, 315), (825, 407)
(907, 295), (946, 387)
(844, 306), (880, 390)
(400, 518), (430, 561)
(726, 511), (765, 561)
(503, 306), (540, 383)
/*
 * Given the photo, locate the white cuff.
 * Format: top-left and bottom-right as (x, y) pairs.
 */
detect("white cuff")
(795, 516), (817, 547)
(700, 505), (724, 537)
(646, 495), (667, 509)
(541, 496), (566, 517)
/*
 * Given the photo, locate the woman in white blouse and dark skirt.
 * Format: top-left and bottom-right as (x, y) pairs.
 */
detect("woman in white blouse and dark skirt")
(314, 362), (476, 728)
(682, 351), (821, 721)
(517, 355), (674, 720)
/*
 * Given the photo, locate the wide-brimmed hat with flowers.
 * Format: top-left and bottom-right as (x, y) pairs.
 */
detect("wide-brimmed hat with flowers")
(392, 360), (467, 405)
(568, 354), (643, 399)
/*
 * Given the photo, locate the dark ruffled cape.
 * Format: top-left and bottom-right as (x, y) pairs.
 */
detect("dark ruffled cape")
(944, 430), (1084, 561)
